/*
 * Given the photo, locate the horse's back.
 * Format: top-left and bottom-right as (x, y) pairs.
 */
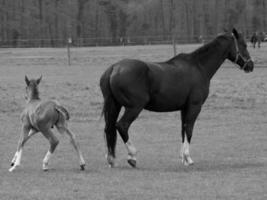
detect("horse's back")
(24, 100), (60, 130)
(106, 57), (207, 111)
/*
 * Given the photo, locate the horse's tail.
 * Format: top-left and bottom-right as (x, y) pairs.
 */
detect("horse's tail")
(100, 66), (121, 158)
(55, 105), (70, 121)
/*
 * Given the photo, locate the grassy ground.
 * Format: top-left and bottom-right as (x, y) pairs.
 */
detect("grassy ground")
(0, 44), (266, 200)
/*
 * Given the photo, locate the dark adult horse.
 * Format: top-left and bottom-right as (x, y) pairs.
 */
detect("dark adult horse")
(250, 32), (260, 48)
(100, 28), (254, 168)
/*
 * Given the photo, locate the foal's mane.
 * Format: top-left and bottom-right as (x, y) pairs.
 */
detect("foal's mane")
(28, 82), (40, 100)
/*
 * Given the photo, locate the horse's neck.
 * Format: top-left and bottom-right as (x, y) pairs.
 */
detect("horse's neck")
(191, 38), (230, 80)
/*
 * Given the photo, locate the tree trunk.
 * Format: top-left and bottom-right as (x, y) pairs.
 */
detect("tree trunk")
(38, 0), (43, 46)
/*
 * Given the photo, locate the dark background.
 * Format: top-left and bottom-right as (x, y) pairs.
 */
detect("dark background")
(0, 0), (266, 47)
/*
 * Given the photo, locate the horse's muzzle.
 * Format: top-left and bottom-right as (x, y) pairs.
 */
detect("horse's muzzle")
(244, 60), (254, 73)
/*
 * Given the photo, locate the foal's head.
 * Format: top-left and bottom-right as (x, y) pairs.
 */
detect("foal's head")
(228, 28), (254, 73)
(25, 75), (42, 101)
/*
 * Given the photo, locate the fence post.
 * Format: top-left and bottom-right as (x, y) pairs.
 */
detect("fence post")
(172, 36), (177, 56)
(67, 37), (72, 66)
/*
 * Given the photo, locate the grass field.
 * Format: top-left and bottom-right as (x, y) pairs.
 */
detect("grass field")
(0, 44), (266, 200)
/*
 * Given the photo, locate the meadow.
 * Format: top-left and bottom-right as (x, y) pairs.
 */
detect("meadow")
(0, 43), (266, 200)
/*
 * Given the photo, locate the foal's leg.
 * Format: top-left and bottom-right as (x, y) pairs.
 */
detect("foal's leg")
(180, 104), (201, 166)
(9, 128), (37, 172)
(116, 107), (143, 168)
(57, 126), (86, 170)
(41, 129), (59, 171)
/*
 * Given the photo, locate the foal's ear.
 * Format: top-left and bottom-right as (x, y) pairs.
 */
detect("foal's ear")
(25, 75), (30, 86)
(36, 75), (42, 85)
(232, 28), (239, 39)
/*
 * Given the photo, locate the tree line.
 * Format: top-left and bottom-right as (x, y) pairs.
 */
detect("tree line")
(0, 0), (266, 47)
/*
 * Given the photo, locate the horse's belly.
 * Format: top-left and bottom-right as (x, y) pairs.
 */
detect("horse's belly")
(145, 91), (188, 112)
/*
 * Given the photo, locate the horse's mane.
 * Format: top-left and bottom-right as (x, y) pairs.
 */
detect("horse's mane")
(192, 34), (230, 56)
(167, 34), (230, 64)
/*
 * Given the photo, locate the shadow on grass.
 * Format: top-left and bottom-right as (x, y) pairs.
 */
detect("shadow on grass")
(188, 160), (265, 172)
(114, 159), (265, 174)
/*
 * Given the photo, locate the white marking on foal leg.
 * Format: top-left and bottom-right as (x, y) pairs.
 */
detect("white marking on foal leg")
(28, 129), (36, 137)
(16, 149), (23, 165)
(11, 151), (18, 165)
(42, 151), (52, 171)
(68, 130), (86, 170)
(9, 150), (23, 172)
(79, 154), (86, 170)
(182, 136), (194, 166)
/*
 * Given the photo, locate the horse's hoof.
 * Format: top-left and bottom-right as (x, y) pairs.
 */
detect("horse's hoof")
(187, 159), (194, 165)
(106, 155), (116, 168)
(108, 162), (117, 168)
(80, 164), (85, 171)
(127, 159), (137, 168)
(43, 168), (49, 172)
(182, 155), (194, 166)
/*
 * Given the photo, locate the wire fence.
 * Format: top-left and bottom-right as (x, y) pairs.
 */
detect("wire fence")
(0, 34), (266, 69)
(0, 35), (223, 48)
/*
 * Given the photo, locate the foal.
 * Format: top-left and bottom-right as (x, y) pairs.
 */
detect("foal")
(9, 76), (85, 172)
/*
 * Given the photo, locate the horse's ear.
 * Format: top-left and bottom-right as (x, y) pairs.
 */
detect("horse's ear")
(232, 28), (239, 39)
(36, 75), (42, 85)
(25, 75), (30, 86)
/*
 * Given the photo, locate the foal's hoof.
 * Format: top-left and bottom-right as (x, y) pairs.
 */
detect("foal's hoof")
(10, 162), (14, 167)
(127, 159), (137, 168)
(43, 163), (49, 171)
(80, 164), (85, 171)
(9, 166), (16, 172)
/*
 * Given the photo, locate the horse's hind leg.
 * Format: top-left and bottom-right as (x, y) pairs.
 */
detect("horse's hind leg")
(103, 99), (121, 168)
(116, 107), (143, 168)
(57, 126), (86, 170)
(41, 129), (59, 171)
(9, 128), (37, 172)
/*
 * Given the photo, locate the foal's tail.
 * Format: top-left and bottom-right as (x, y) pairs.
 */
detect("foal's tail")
(100, 66), (120, 157)
(55, 105), (70, 121)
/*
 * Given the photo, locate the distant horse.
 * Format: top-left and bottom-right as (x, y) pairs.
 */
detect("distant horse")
(250, 32), (263, 48)
(100, 28), (254, 168)
(9, 76), (85, 172)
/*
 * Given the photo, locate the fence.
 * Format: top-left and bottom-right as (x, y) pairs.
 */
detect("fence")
(0, 35), (222, 48)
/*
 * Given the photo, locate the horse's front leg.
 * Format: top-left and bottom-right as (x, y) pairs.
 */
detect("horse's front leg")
(180, 103), (202, 166)
(9, 128), (37, 172)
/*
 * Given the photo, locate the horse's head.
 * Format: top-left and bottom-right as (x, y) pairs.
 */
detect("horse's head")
(25, 75), (42, 101)
(228, 28), (254, 73)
